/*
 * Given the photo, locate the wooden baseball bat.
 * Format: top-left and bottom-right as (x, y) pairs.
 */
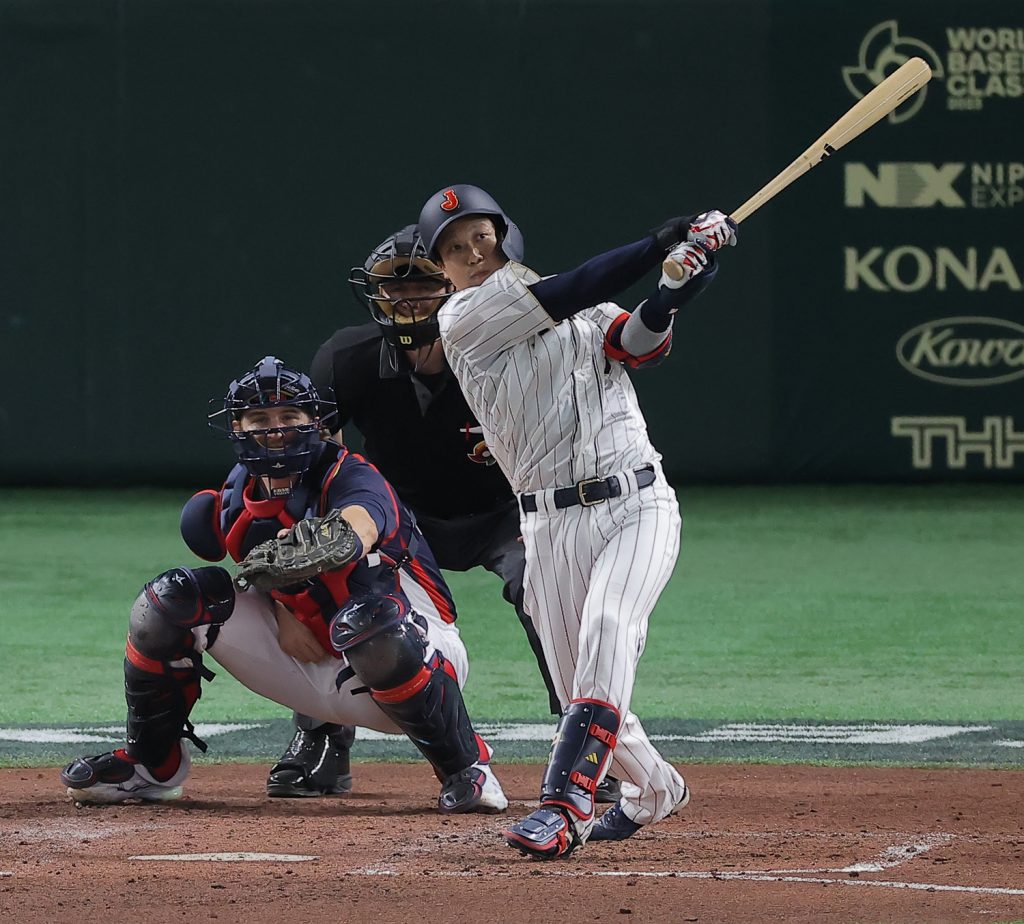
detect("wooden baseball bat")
(663, 56), (933, 280)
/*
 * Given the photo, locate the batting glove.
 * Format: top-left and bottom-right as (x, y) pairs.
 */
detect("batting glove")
(687, 210), (738, 251)
(660, 241), (710, 289)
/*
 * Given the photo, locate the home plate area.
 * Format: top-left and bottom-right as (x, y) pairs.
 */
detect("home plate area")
(1, 762), (1022, 923)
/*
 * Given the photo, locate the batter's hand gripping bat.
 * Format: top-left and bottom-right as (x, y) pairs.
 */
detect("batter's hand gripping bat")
(663, 56), (933, 280)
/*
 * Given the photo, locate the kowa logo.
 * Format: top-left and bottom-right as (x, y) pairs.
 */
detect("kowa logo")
(845, 162), (1024, 208)
(897, 317), (1024, 386)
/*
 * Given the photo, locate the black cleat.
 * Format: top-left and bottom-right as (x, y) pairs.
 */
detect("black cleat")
(266, 726), (354, 798)
(596, 775), (622, 804)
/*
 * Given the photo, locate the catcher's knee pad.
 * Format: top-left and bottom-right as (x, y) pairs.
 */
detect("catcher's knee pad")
(540, 699), (621, 822)
(330, 592), (426, 690)
(370, 651), (481, 779)
(129, 567), (235, 658)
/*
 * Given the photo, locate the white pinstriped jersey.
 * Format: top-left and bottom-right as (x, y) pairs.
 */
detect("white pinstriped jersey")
(439, 262), (662, 493)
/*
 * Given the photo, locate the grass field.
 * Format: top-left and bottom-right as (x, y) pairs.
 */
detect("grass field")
(2, 484), (1023, 731)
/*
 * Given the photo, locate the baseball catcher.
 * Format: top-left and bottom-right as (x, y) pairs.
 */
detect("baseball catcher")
(60, 356), (507, 815)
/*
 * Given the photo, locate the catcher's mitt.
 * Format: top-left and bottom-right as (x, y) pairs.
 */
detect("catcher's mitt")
(235, 508), (361, 592)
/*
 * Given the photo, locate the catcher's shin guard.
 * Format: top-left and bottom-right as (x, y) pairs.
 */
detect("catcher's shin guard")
(505, 699), (620, 859)
(368, 650), (481, 780)
(122, 567), (235, 772)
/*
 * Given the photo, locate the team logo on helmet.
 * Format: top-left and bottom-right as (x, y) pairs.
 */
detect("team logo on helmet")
(440, 188), (460, 211)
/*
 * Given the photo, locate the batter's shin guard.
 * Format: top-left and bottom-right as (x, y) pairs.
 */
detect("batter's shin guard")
(370, 652), (482, 780)
(540, 699), (621, 824)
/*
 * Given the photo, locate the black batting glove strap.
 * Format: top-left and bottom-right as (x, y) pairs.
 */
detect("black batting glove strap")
(650, 215), (697, 251)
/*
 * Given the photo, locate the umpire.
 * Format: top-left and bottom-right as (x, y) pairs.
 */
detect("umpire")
(267, 224), (619, 803)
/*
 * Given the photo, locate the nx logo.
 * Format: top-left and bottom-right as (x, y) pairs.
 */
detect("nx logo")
(891, 416), (1024, 469)
(844, 247), (1022, 292)
(896, 317), (1024, 386)
(844, 21), (944, 123)
(845, 162), (1024, 208)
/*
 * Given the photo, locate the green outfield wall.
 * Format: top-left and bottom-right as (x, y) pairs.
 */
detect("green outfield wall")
(2, 0), (1022, 485)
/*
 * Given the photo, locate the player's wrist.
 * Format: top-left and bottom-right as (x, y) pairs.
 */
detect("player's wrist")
(649, 215), (697, 252)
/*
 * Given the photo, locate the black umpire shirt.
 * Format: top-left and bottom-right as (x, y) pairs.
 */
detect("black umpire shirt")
(310, 323), (514, 519)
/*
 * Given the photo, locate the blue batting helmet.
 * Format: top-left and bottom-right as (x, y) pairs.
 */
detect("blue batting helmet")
(417, 184), (524, 264)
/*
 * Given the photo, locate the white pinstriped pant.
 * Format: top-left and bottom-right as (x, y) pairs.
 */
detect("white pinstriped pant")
(520, 463), (687, 826)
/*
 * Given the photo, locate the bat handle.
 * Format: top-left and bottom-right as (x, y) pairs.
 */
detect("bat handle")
(661, 213), (740, 280)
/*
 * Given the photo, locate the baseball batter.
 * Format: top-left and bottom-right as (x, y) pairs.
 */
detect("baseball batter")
(417, 185), (737, 858)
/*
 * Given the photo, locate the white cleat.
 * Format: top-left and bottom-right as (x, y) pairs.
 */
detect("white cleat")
(61, 744), (190, 804)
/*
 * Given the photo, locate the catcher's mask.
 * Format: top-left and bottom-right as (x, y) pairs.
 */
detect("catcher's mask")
(417, 184), (524, 264)
(208, 356), (336, 487)
(349, 224), (452, 350)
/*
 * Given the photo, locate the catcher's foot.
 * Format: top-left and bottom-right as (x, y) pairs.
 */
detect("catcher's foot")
(438, 761), (508, 814)
(61, 744), (190, 805)
(504, 806), (584, 859)
(267, 725), (355, 798)
(590, 784), (690, 842)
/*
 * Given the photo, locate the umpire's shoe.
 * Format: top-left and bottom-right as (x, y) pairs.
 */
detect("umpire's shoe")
(61, 743), (191, 804)
(590, 784), (690, 842)
(596, 775), (622, 804)
(267, 724), (355, 798)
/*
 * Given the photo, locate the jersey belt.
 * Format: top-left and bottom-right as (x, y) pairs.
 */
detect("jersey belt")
(519, 464), (657, 514)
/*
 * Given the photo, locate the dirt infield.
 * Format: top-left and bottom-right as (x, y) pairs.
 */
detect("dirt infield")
(2, 762), (1023, 923)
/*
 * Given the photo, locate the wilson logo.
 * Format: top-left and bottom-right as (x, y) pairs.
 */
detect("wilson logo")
(896, 316), (1024, 386)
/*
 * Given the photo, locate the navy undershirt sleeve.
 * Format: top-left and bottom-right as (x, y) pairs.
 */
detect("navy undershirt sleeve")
(638, 255), (719, 332)
(527, 236), (665, 322)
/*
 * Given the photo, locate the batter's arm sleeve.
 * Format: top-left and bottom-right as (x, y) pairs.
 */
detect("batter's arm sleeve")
(324, 454), (400, 550)
(527, 236), (669, 322)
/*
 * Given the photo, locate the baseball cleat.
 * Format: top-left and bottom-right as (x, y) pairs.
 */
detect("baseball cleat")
(438, 761), (509, 814)
(504, 806), (584, 859)
(590, 784), (690, 841)
(61, 745), (190, 805)
(266, 726), (355, 798)
(595, 775), (622, 804)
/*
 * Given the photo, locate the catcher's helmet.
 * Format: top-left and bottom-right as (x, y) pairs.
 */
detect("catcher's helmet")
(349, 224), (451, 350)
(418, 184), (524, 264)
(208, 356), (335, 482)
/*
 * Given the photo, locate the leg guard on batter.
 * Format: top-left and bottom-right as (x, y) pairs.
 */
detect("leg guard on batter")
(505, 699), (620, 859)
(330, 593), (505, 813)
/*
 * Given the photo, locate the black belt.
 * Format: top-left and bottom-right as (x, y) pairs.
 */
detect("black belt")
(520, 465), (656, 513)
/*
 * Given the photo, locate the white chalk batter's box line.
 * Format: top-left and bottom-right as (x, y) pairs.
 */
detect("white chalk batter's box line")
(119, 834), (1024, 898)
(4, 720), (1022, 748)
